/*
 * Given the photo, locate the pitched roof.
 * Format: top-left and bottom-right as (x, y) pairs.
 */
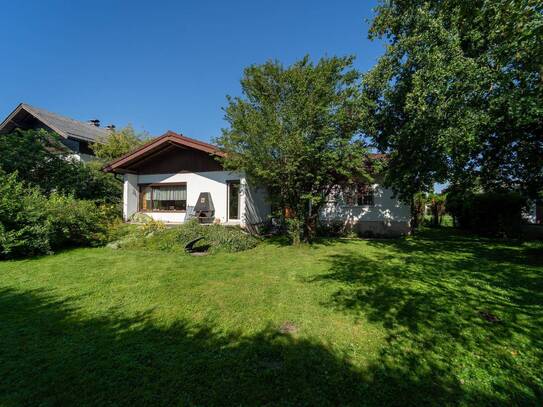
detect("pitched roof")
(103, 130), (224, 173)
(0, 103), (110, 143)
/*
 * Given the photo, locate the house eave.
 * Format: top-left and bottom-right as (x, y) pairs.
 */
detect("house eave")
(102, 131), (225, 174)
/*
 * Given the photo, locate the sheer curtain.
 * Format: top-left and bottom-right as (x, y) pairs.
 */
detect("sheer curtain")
(152, 186), (186, 201)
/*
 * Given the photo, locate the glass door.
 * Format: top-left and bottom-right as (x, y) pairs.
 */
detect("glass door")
(227, 181), (240, 220)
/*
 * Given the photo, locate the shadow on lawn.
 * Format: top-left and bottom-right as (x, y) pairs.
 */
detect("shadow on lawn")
(314, 228), (543, 405)
(0, 287), (483, 406)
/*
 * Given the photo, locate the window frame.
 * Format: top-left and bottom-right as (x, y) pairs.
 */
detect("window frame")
(226, 179), (241, 221)
(139, 182), (187, 213)
(344, 183), (375, 207)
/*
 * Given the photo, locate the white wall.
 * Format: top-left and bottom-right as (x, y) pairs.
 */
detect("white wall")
(133, 171), (246, 224)
(244, 184), (271, 227)
(321, 183), (410, 225)
(523, 200), (537, 224)
(123, 173), (139, 221)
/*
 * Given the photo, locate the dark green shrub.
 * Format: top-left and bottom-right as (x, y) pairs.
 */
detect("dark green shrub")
(446, 191), (525, 236)
(45, 193), (115, 248)
(0, 171), (120, 259)
(0, 172), (50, 257)
(317, 220), (347, 237)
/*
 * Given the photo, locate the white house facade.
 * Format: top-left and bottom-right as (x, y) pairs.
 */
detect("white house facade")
(105, 131), (270, 230)
(320, 176), (411, 236)
(105, 131), (410, 236)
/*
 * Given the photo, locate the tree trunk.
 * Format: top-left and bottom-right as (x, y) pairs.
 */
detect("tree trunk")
(432, 204), (439, 227)
(303, 214), (318, 242)
(410, 197), (418, 235)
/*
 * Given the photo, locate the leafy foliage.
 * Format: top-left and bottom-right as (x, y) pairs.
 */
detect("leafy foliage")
(91, 125), (148, 162)
(362, 0), (543, 201)
(111, 219), (259, 254)
(428, 193), (447, 227)
(0, 129), (121, 204)
(446, 190), (525, 236)
(411, 192), (427, 231)
(0, 170), (118, 259)
(217, 56), (370, 243)
(0, 171), (50, 257)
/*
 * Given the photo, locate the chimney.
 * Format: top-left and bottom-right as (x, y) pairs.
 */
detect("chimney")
(88, 119), (100, 127)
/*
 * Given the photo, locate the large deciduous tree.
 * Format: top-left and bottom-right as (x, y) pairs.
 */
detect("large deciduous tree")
(362, 0), (543, 204)
(216, 56), (369, 243)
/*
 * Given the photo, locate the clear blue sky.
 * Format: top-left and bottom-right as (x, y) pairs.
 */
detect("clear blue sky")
(1, 0), (383, 143)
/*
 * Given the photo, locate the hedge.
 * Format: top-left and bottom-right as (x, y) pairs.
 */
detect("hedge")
(446, 191), (525, 236)
(0, 170), (118, 259)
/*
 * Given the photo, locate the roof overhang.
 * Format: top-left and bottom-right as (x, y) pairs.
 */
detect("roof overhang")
(102, 131), (225, 174)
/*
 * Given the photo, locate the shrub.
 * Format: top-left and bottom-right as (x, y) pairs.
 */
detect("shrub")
(317, 220), (347, 237)
(446, 191), (525, 236)
(45, 193), (113, 248)
(129, 212), (153, 223)
(0, 172), (50, 257)
(139, 219), (167, 236)
(0, 170), (120, 259)
(285, 218), (302, 245)
(113, 219), (259, 254)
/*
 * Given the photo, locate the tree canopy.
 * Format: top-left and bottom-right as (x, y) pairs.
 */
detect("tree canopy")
(0, 129), (121, 204)
(362, 0), (543, 202)
(91, 125), (148, 162)
(216, 56), (370, 242)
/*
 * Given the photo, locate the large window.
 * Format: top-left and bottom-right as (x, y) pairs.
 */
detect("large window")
(140, 184), (187, 211)
(345, 184), (374, 206)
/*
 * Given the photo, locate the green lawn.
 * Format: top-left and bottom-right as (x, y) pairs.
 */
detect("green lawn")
(0, 228), (541, 406)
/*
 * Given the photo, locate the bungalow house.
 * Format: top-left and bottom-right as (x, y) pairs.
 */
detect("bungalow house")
(0, 103), (110, 161)
(103, 131), (271, 230)
(103, 131), (411, 235)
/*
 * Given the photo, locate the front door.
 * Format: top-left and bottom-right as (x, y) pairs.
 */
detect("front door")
(227, 180), (240, 220)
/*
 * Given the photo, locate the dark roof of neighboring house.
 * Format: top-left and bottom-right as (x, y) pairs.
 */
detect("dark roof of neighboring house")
(103, 130), (225, 173)
(0, 103), (110, 143)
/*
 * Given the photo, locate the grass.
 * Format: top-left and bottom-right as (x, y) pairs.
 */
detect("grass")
(0, 227), (541, 406)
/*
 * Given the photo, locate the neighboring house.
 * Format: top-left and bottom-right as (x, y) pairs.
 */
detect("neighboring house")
(320, 163), (411, 236)
(104, 131), (411, 235)
(0, 103), (110, 161)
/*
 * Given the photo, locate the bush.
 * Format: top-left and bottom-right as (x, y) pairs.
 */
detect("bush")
(0, 171), (120, 259)
(446, 191), (525, 236)
(317, 219), (347, 237)
(285, 218), (302, 245)
(45, 193), (116, 248)
(129, 212), (153, 223)
(112, 219), (259, 254)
